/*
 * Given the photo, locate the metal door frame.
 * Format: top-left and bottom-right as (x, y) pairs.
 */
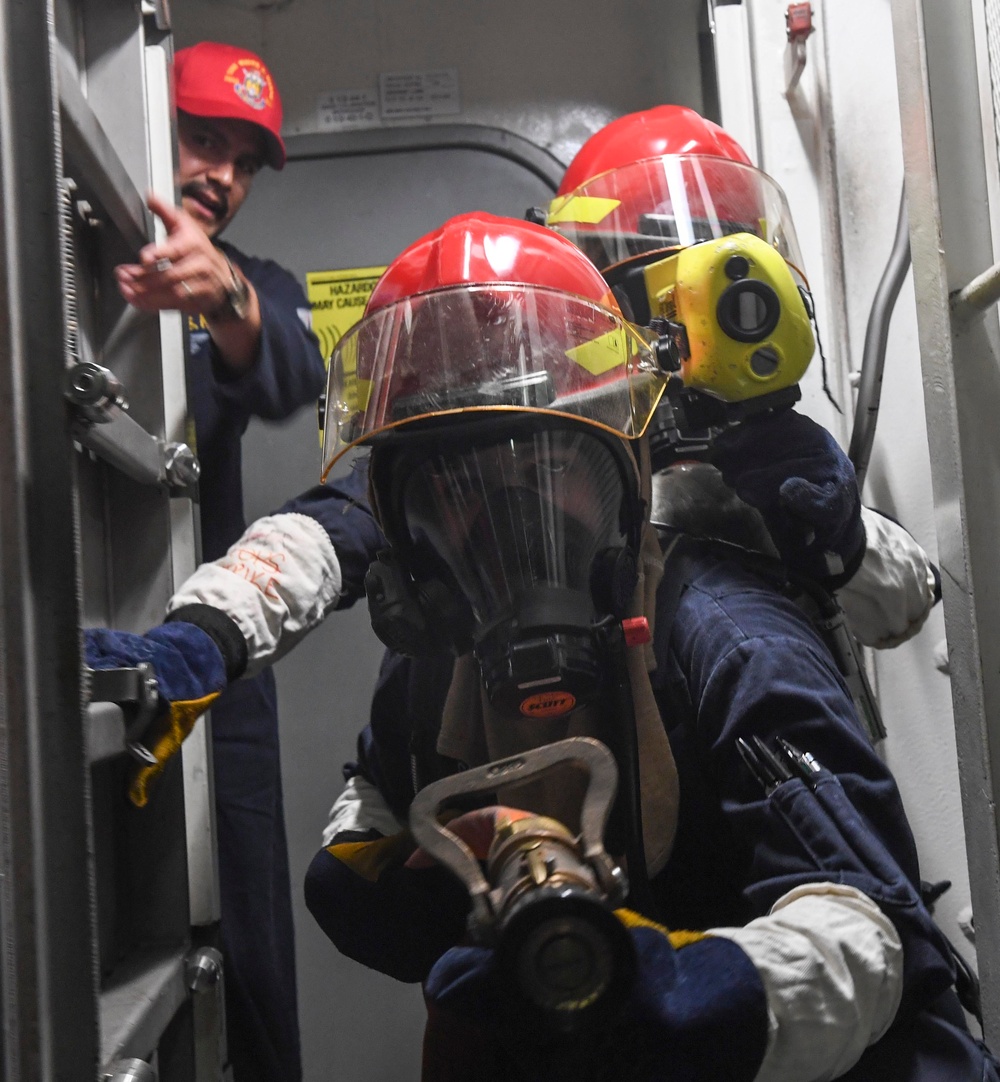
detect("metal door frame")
(891, 0), (1000, 1041)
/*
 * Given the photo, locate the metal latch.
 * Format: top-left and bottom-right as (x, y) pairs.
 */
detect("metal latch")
(101, 1059), (156, 1082)
(65, 359), (129, 421)
(87, 663), (160, 764)
(65, 361), (200, 489)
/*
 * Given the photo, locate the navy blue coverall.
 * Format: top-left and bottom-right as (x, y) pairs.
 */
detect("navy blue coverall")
(304, 533), (996, 1081)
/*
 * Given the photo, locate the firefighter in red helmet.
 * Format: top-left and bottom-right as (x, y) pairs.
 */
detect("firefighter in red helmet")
(305, 211), (994, 1082)
(547, 104), (803, 290)
(542, 106), (936, 646)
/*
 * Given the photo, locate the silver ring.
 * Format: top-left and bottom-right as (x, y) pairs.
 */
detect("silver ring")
(154, 257), (171, 272)
(181, 280), (193, 297)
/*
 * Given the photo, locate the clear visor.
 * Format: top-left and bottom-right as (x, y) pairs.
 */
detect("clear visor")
(547, 155), (804, 277)
(398, 429), (629, 628)
(322, 283), (667, 479)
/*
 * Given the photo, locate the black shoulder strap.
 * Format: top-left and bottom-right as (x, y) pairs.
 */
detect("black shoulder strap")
(648, 528), (705, 734)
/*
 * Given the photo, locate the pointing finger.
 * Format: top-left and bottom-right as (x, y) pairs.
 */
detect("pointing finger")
(146, 191), (183, 231)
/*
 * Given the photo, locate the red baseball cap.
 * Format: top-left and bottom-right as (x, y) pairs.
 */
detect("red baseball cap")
(174, 42), (285, 169)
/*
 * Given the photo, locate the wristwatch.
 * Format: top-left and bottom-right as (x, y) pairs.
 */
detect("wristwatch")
(213, 251), (250, 322)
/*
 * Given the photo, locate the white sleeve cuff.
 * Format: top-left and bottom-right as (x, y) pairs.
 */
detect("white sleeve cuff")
(836, 508), (936, 648)
(711, 883), (903, 1082)
(322, 775), (405, 847)
(167, 512), (342, 678)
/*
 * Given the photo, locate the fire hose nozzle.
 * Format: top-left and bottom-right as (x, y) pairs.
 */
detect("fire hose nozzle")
(409, 738), (634, 1028)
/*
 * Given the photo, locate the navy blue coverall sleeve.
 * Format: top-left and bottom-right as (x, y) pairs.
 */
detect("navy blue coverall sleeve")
(213, 244), (326, 420)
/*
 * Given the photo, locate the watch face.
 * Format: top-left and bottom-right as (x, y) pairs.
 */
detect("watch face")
(228, 279), (250, 319)
(224, 256), (250, 319)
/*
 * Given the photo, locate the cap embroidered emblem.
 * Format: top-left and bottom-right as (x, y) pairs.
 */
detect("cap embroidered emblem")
(225, 60), (273, 112)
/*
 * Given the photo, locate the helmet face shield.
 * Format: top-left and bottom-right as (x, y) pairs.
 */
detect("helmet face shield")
(546, 155), (804, 278)
(322, 283), (667, 478)
(393, 428), (630, 631)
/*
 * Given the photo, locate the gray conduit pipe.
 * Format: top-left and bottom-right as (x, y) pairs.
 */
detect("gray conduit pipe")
(848, 186), (911, 491)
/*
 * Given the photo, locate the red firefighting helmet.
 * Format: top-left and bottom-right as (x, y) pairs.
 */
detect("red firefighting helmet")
(547, 105), (803, 279)
(559, 105), (752, 194)
(174, 42), (285, 169)
(321, 212), (668, 478)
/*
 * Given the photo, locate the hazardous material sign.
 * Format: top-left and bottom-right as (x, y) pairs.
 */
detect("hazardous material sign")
(306, 266), (387, 364)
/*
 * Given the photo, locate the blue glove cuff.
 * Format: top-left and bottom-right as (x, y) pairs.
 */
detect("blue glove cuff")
(166, 603), (247, 680)
(84, 622), (226, 704)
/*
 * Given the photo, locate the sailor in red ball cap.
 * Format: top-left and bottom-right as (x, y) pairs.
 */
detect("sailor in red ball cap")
(114, 41), (294, 353)
(114, 42), (325, 1082)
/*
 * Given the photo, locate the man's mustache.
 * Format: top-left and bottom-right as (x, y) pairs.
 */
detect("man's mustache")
(181, 181), (229, 223)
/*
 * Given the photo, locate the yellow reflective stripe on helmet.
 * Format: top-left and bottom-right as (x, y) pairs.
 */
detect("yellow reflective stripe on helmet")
(342, 375), (373, 415)
(564, 326), (632, 375)
(547, 195), (622, 226)
(334, 340), (374, 415)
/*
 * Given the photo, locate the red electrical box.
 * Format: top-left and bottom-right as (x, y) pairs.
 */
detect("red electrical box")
(786, 3), (814, 42)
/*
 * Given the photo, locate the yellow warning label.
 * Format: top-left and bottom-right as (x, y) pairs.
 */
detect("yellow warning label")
(306, 265), (387, 365)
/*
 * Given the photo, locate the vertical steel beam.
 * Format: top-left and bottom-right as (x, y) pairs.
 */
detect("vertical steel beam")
(140, 26), (221, 934)
(891, 0), (1000, 1041)
(0, 0), (100, 1076)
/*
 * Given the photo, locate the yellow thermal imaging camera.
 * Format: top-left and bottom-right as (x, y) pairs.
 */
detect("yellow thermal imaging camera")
(644, 232), (814, 404)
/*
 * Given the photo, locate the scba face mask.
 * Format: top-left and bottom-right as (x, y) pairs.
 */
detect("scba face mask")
(368, 419), (643, 720)
(333, 212), (663, 717)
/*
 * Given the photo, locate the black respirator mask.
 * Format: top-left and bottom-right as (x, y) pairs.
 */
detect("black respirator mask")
(365, 417), (643, 720)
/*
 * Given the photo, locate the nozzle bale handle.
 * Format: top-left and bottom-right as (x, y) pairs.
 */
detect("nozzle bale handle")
(408, 737), (624, 939)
